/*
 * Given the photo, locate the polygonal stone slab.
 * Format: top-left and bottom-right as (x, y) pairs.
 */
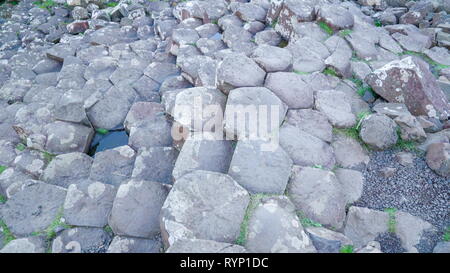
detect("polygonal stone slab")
(41, 152), (93, 188)
(63, 180), (116, 227)
(107, 236), (162, 253)
(1, 181), (66, 236)
(160, 171), (250, 247)
(246, 196), (316, 253)
(52, 227), (112, 253)
(167, 239), (247, 253)
(228, 140), (292, 194)
(44, 121), (94, 154)
(89, 145), (136, 187)
(131, 147), (178, 184)
(109, 180), (170, 238)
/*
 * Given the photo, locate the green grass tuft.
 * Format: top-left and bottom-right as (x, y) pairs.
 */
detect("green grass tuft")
(0, 195), (6, 204)
(317, 21), (333, 35)
(384, 208), (397, 233)
(443, 227), (450, 242)
(293, 70), (309, 75)
(339, 29), (352, 37)
(42, 151), (56, 163)
(41, 208), (72, 240)
(323, 67), (338, 77)
(297, 211), (322, 228)
(340, 245), (354, 253)
(15, 143), (26, 151)
(105, 2), (118, 7)
(0, 219), (15, 245)
(333, 111), (371, 150)
(0, 165), (7, 175)
(374, 19), (382, 27)
(96, 128), (109, 135)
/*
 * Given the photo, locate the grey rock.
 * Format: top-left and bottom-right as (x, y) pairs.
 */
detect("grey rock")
(1, 181), (66, 236)
(426, 143), (450, 177)
(131, 147), (178, 184)
(315, 90), (356, 128)
(252, 45), (292, 73)
(107, 236), (162, 253)
(288, 167), (347, 229)
(359, 114), (398, 150)
(63, 180), (116, 227)
(332, 133), (370, 170)
(246, 196), (316, 253)
(167, 239), (247, 253)
(41, 152), (93, 188)
(89, 145), (136, 187)
(305, 227), (353, 253)
(334, 168), (364, 204)
(264, 72), (313, 109)
(0, 237), (46, 253)
(285, 109), (332, 143)
(216, 54), (266, 94)
(173, 132), (233, 180)
(228, 140), (292, 194)
(52, 227), (111, 253)
(109, 180), (169, 238)
(160, 171), (249, 247)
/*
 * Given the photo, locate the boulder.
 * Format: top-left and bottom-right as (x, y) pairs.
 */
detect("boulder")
(160, 171), (249, 247)
(366, 57), (450, 119)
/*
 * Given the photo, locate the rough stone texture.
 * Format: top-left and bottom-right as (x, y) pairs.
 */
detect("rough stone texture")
(285, 109), (332, 143)
(63, 180), (116, 228)
(332, 133), (370, 170)
(228, 140), (292, 194)
(344, 206), (389, 248)
(109, 180), (170, 238)
(44, 121), (94, 154)
(41, 152), (93, 188)
(264, 72), (314, 109)
(131, 147), (178, 184)
(216, 53), (266, 94)
(107, 236), (162, 253)
(172, 132), (233, 180)
(315, 90), (356, 128)
(0, 182), (66, 236)
(0, 237), (46, 253)
(426, 143), (450, 177)
(287, 167), (347, 229)
(366, 57), (450, 119)
(89, 145), (136, 187)
(52, 227), (112, 253)
(167, 239), (247, 253)
(305, 227), (353, 253)
(280, 125), (335, 169)
(334, 168), (364, 204)
(359, 114), (399, 150)
(160, 171), (250, 248)
(245, 196), (316, 253)
(395, 211), (435, 253)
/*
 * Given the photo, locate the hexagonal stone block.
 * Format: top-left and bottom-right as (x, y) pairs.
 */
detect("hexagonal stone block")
(287, 167), (347, 229)
(89, 145), (136, 187)
(131, 147), (178, 184)
(44, 121), (94, 154)
(160, 171), (250, 247)
(109, 180), (170, 238)
(41, 152), (93, 188)
(246, 196), (316, 253)
(228, 140), (292, 194)
(0, 237), (46, 253)
(172, 132), (234, 180)
(216, 53), (266, 94)
(1, 181), (66, 236)
(63, 180), (116, 227)
(52, 227), (112, 253)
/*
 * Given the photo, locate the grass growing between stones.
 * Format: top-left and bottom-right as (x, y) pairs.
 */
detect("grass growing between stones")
(0, 219), (15, 245)
(333, 111), (372, 150)
(33, 0), (56, 11)
(31, 208), (71, 242)
(443, 227), (450, 242)
(42, 151), (56, 163)
(96, 128), (109, 135)
(323, 67), (338, 77)
(103, 225), (113, 234)
(293, 70), (310, 75)
(399, 50), (450, 77)
(0, 165), (7, 174)
(394, 128), (421, 154)
(105, 2), (118, 7)
(297, 211), (322, 228)
(0, 195), (6, 204)
(339, 245), (354, 253)
(348, 76), (376, 97)
(317, 21), (333, 36)
(15, 143), (26, 151)
(384, 208), (397, 233)
(235, 194), (274, 246)
(339, 29), (352, 37)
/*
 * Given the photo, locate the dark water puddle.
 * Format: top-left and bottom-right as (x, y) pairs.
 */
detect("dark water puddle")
(88, 130), (129, 157)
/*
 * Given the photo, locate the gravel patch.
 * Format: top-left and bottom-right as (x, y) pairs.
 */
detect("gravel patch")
(355, 149), (449, 232)
(375, 232), (406, 253)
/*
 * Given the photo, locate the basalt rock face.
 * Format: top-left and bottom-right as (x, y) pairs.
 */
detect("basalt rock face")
(0, 0), (449, 254)
(366, 57), (450, 119)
